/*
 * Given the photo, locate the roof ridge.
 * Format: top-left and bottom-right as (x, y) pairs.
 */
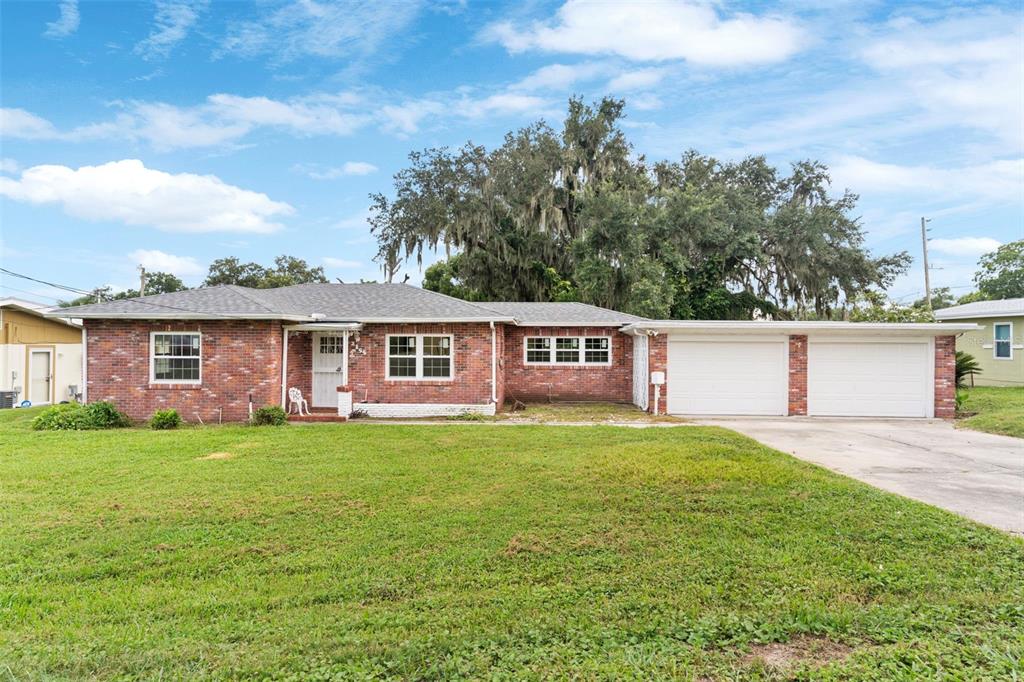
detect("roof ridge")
(222, 285), (279, 313)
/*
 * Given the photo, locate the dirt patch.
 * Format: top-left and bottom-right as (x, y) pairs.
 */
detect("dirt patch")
(742, 635), (853, 673)
(198, 451), (235, 460)
(503, 534), (549, 557)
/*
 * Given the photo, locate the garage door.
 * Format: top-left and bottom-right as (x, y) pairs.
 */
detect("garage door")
(667, 338), (787, 415)
(808, 340), (931, 417)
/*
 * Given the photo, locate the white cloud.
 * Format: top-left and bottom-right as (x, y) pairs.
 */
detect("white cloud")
(294, 162), (379, 179)
(379, 99), (445, 136)
(830, 155), (1024, 203)
(129, 249), (205, 277)
(0, 108), (59, 139)
(206, 94), (368, 136)
(928, 237), (1002, 257)
(134, 0), (208, 60)
(481, 0), (803, 66)
(0, 158), (18, 174)
(509, 62), (608, 91)
(333, 208), (373, 231)
(454, 93), (548, 119)
(606, 67), (669, 92)
(44, 0), (79, 39)
(0, 160), (293, 234)
(219, 0), (421, 63)
(322, 257), (362, 268)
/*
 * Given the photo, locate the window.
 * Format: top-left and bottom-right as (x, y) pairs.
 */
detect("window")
(524, 336), (612, 365)
(151, 332), (201, 383)
(319, 336), (343, 354)
(994, 323), (1012, 359)
(387, 334), (452, 379)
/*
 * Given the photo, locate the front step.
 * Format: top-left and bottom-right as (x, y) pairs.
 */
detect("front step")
(288, 409), (348, 423)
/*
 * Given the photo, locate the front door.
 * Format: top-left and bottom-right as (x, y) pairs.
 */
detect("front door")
(312, 334), (345, 407)
(29, 349), (53, 405)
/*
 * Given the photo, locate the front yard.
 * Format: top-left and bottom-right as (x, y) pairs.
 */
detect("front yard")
(957, 386), (1024, 438)
(2, 408), (1022, 679)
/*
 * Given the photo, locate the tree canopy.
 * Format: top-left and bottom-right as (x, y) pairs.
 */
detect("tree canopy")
(974, 240), (1024, 300)
(203, 256), (327, 288)
(59, 272), (187, 307)
(370, 97), (910, 320)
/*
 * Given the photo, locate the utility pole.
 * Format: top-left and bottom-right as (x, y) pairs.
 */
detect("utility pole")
(920, 217), (932, 310)
(138, 265), (147, 297)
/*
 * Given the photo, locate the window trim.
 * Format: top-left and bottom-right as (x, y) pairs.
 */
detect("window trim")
(150, 331), (202, 385)
(522, 335), (613, 366)
(385, 333), (455, 381)
(993, 322), (1013, 360)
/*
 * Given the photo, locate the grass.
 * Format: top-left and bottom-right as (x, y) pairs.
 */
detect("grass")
(957, 386), (1024, 438)
(2, 407), (1022, 680)
(495, 401), (685, 423)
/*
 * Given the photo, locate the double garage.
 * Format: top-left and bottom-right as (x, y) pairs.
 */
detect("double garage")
(626, 322), (970, 419)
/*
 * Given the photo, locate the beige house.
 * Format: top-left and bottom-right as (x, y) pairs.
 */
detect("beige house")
(1, 298), (83, 406)
(935, 298), (1023, 387)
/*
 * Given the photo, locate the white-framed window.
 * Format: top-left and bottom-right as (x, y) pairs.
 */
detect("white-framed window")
(994, 322), (1012, 360)
(319, 336), (343, 354)
(151, 331), (201, 384)
(386, 334), (453, 380)
(523, 336), (612, 365)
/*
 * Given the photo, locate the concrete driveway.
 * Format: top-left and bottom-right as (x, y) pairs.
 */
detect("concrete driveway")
(697, 418), (1024, 535)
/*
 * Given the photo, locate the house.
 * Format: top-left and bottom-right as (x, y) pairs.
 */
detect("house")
(48, 283), (975, 421)
(1, 298), (83, 406)
(935, 298), (1023, 387)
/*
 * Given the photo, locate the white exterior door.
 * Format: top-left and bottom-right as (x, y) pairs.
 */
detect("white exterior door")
(29, 349), (53, 405)
(808, 339), (931, 417)
(667, 337), (787, 415)
(312, 334), (346, 407)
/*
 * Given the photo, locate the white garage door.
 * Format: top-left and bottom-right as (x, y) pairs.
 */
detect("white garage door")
(667, 337), (787, 415)
(808, 340), (931, 418)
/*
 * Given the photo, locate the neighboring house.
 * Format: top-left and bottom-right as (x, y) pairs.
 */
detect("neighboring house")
(48, 283), (974, 422)
(935, 298), (1024, 387)
(1, 298), (83, 406)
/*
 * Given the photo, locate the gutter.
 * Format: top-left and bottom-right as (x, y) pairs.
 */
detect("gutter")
(619, 321), (980, 336)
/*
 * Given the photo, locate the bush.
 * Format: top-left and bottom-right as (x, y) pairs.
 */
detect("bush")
(31, 401), (131, 431)
(955, 389), (971, 412)
(250, 405), (287, 426)
(955, 351), (982, 389)
(150, 409), (181, 430)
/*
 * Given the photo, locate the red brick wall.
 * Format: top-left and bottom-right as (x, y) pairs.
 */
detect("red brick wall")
(285, 330), (313, 404)
(348, 323), (496, 405)
(934, 335), (956, 419)
(84, 319), (282, 422)
(647, 334), (667, 414)
(788, 335), (808, 416)
(502, 326), (633, 403)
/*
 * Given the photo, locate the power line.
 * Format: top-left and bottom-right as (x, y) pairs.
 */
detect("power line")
(0, 267), (92, 296)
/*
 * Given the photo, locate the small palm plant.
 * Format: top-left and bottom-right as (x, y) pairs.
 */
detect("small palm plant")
(955, 351), (982, 389)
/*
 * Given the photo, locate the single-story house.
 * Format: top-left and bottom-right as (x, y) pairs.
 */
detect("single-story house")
(1, 298), (83, 407)
(48, 283), (976, 421)
(935, 298), (1023, 387)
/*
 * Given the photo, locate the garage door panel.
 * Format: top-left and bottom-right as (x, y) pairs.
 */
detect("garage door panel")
(808, 341), (930, 418)
(667, 339), (786, 415)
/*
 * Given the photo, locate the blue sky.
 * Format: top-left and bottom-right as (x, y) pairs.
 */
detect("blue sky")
(1, 0), (1021, 305)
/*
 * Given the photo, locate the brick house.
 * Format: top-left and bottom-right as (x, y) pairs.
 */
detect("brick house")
(49, 283), (974, 422)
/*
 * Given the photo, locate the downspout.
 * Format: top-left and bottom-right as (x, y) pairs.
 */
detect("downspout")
(342, 331), (349, 386)
(490, 321), (497, 404)
(280, 326), (289, 408)
(81, 325), (87, 403)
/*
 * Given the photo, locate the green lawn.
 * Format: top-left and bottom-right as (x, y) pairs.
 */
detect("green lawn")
(957, 386), (1024, 438)
(2, 408), (1022, 680)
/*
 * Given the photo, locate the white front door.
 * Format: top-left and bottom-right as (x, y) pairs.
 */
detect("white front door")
(29, 349), (53, 405)
(666, 336), (788, 415)
(808, 339), (931, 417)
(312, 333), (345, 407)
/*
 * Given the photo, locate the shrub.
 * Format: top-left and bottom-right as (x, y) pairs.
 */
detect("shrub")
(955, 389), (971, 412)
(251, 405), (287, 426)
(150, 409), (181, 430)
(955, 351), (982, 389)
(31, 401), (131, 431)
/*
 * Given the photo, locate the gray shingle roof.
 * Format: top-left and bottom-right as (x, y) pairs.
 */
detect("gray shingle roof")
(475, 302), (647, 326)
(934, 298), (1024, 320)
(48, 283), (648, 326)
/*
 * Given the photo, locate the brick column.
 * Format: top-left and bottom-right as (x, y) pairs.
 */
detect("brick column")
(788, 335), (808, 416)
(648, 334), (668, 414)
(934, 335), (956, 419)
